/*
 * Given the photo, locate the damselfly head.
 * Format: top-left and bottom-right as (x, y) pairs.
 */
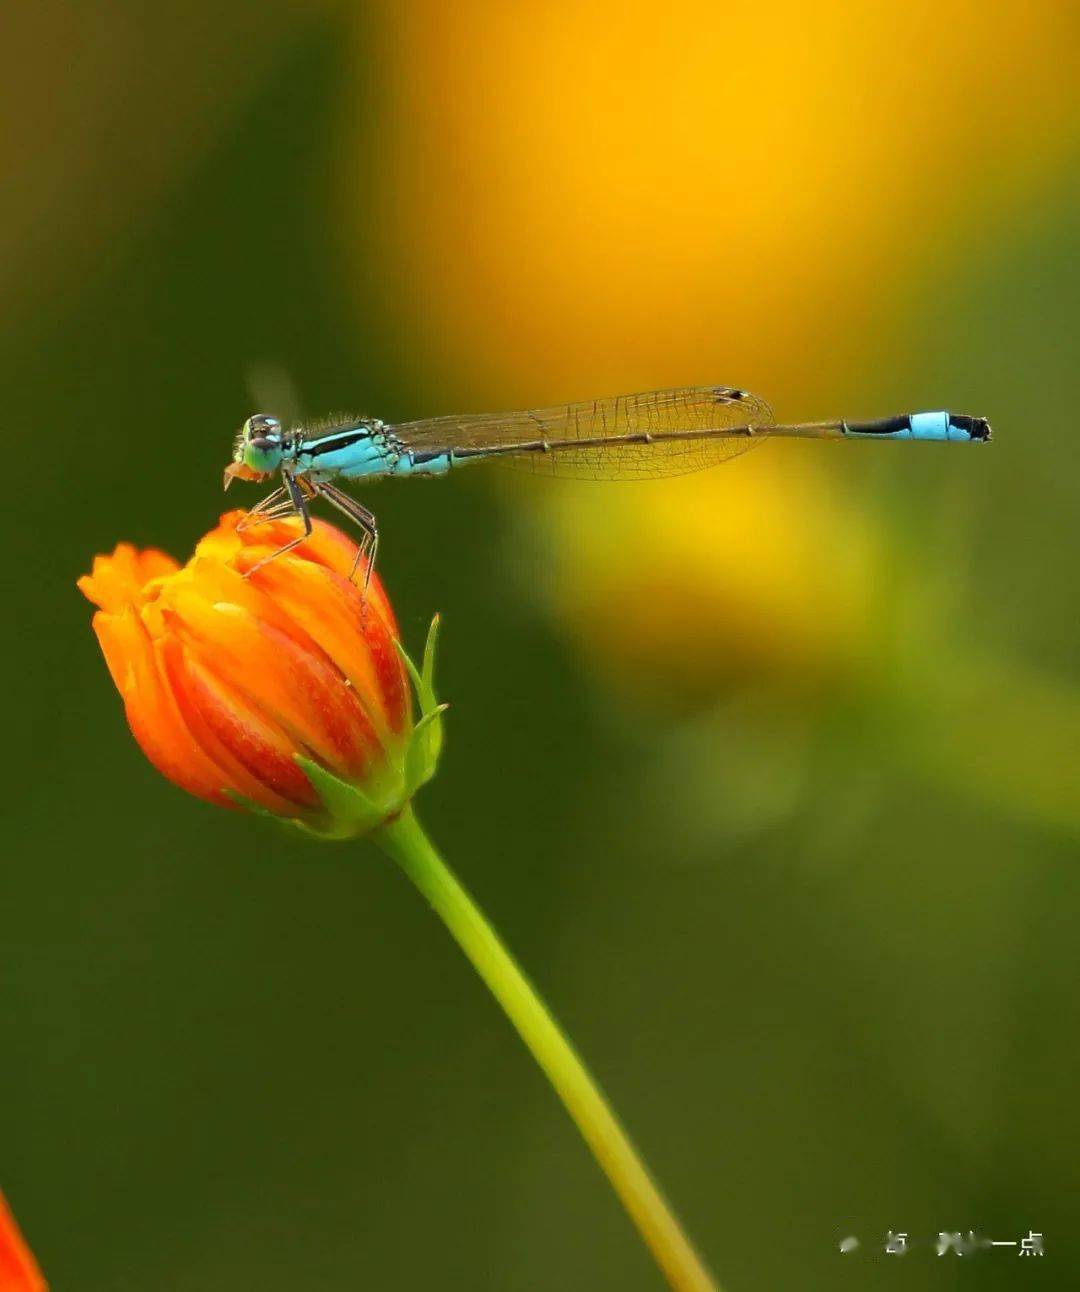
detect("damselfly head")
(226, 413), (285, 488)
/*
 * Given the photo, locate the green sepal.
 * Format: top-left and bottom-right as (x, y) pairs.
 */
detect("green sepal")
(397, 640), (424, 698)
(397, 614), (445, 795)
(405, 703), (449, 793)
(293, 757), (392, 840)
(421, 613), (440, 699)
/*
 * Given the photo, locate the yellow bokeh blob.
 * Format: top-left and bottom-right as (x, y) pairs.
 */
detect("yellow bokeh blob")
(526, 447), (880, 701)
(347, 0), (1079, 397)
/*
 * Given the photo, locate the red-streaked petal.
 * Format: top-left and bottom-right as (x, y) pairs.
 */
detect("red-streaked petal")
(212, 513), (405, 731)
(92, 608), (233, 806)
(158, 637), (316, 813)
(161, 594), (381, 779)
(246, 556), (410, 737)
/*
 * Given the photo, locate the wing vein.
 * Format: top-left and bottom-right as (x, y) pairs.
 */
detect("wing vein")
(390, 386), (775, 480)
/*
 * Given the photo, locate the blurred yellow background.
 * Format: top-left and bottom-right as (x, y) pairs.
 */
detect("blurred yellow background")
(2, 3), (1078, 1289)
(353, 0), (1079, 397)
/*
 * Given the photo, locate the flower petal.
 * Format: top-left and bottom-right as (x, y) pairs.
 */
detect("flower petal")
(92, 607), (234, 806)
(161, 556), (313, 655)
(225, 513), (399, 632)
(78, 543), (180, 614)
(246, 556), (410, 736)
(159, 591), (381, 780)
(0, 1192), (46, 1291)
(158, 637), (317, 813)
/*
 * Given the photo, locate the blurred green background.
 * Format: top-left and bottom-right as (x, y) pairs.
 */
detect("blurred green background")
(2, 3), (1078, 1288)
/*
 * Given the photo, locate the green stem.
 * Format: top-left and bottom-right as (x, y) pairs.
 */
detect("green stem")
(372, 805), (719, 1292)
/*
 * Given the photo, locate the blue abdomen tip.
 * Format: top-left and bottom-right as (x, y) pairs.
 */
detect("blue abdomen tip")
(910, 411), (992, 442)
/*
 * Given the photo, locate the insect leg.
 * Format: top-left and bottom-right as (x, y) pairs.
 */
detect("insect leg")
(243, 473), (313, 577)
(312, 482), (379, 591)
(236, 485), (290, 531)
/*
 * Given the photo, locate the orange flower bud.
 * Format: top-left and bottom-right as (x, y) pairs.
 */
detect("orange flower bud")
(79, 512), (444, 838)
(0, 1191), (46, 1291)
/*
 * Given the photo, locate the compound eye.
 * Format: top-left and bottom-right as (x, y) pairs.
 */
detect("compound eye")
(244, 414), (281, 442)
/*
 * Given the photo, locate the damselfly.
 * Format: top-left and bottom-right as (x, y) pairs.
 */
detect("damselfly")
(223, 386), (991, 580)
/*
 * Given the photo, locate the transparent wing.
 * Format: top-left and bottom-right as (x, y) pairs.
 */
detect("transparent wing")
(390, 386), (774, 480)
(246, 362), (303, 431)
